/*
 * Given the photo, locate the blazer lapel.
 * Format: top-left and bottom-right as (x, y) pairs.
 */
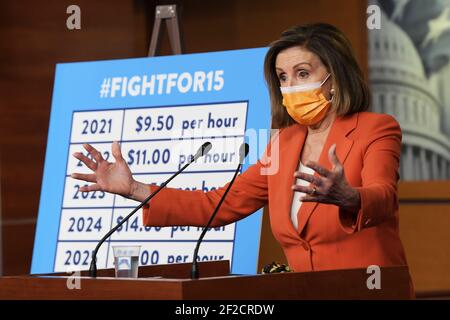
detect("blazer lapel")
(296, 113), (359, 235)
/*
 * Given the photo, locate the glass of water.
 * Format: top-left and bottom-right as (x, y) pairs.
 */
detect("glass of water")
(112, 245), (141, 278)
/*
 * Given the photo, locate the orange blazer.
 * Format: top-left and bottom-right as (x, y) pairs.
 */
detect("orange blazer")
(143, 112), (410, 275)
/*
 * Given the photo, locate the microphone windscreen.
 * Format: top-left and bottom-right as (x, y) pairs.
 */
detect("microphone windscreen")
(192, 141), (212, 161)
(239, 143), (250, 163)
(201, 142), (212, 156)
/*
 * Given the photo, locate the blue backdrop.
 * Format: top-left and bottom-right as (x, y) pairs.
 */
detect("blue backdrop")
(31, 47), (271, 275)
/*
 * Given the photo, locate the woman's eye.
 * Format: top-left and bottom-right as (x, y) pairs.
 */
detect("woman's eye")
(278, 74), (287, 82)
(298, 70), (309, 78)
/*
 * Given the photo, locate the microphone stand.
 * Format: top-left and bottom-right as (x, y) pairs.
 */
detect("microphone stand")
(191, 143), (249, 279)
(89, 142), (211, 278)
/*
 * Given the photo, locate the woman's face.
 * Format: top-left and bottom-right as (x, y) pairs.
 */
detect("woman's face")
(275, 46), (332, 100)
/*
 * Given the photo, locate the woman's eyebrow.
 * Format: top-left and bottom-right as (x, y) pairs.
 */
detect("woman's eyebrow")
(276, 62), (312, 71)
(292, 62), (312, 69)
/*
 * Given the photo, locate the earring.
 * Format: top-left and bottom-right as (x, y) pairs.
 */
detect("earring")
(329, 88), (335, 102)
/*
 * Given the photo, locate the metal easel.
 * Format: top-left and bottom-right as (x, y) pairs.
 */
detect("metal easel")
(148, 4), (183, 57)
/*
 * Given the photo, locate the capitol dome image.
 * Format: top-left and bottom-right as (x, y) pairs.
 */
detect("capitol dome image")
(369, 10), (450, 180)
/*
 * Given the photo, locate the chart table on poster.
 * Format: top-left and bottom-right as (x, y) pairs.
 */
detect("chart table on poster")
(55, 101), (248, 272)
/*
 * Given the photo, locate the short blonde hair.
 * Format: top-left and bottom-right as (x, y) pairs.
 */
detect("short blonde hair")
(264, 23), (370, 128)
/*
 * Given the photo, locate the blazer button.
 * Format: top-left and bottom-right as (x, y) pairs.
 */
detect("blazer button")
(302, 242), (310, 251)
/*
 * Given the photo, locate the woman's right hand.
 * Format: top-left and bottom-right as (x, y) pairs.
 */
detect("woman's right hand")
(71, 142), (137, 198)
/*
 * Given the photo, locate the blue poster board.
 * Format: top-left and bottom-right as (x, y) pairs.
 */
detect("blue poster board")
(31, 47), (271, 275)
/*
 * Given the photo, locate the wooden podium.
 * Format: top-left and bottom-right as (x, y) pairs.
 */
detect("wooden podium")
(0, 261), (412, 299)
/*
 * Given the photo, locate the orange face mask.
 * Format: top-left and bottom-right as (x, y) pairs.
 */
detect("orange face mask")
(280, 74), (331, 126)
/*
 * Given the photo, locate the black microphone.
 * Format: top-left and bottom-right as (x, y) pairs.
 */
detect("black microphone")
(190, 142), (250, 279)
(89, 141), (212, 278)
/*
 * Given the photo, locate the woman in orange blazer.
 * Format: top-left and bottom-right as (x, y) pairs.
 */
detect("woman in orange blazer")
(72, 23), (411, 288)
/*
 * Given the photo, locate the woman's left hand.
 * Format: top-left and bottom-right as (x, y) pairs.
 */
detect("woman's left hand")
(292, 144), (361, 213)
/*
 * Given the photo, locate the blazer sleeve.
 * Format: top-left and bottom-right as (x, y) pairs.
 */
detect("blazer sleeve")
(339, 114), (402, 233)
(141, 135), (277, 228)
